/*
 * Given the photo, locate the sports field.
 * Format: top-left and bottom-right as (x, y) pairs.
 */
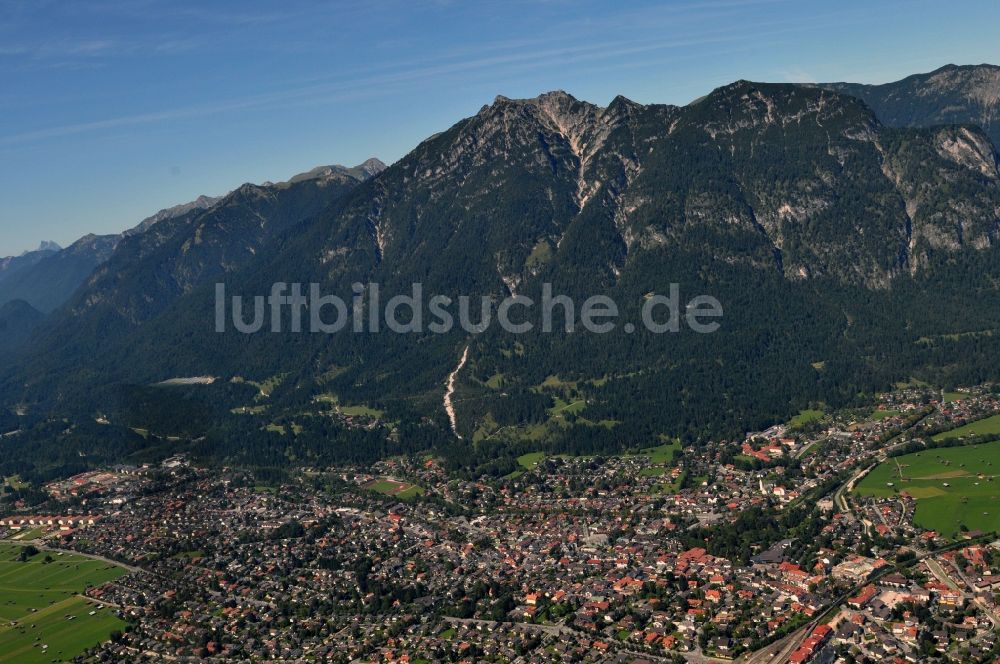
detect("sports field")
(0, 544), (127, 663)
(365, 479), (424, 499)
(854, 440), (1000, 537)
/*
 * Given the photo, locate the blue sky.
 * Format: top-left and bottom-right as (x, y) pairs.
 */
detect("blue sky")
(1, 0), (998, 256)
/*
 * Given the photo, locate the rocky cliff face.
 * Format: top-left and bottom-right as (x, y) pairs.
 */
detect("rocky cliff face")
(325, 84), (998, 293)
(881, 125), (1000, 271)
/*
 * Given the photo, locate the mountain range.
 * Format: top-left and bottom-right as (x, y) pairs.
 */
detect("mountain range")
(823, 63), (1000, 148)
(0, 194), (224, 315)
(0, 241), (61, 285)
(2, 66), (1000, 479)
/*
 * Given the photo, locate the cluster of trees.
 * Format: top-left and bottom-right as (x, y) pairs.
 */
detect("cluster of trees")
(682, 503), (824, 565)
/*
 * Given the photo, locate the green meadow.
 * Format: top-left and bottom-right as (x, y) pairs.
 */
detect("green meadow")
(854, 440), (1000, 537)
(932, 414), (1000, 441)
(636, 440), (682, 464)
(0, 544), (127, 663)
(789, 409), (824, 429)
(516, 452), (546, 470)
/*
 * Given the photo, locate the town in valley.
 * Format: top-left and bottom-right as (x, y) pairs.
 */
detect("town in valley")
(3, 384), (999, 663)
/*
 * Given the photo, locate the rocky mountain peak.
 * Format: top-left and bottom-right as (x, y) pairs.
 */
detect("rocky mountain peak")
(486, 90), (594, 117)
(192, 195), (219, 207)
(35, 241), (61, 253)
(287, 159), (387, 185)
(476, 90), (638, 154)
(533, 92), (603, 155)
(357, 157), (387, 178)
(924, 63), (1000, 106)
(605, 95), (643, 117)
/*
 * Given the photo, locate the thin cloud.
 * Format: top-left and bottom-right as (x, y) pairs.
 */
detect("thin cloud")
(0, 10), (856, 147)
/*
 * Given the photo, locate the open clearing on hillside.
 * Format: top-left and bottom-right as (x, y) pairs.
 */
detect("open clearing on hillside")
(0, 544), (126, 663)
(854, 440), (1000, 536)
(474, 373), (620, 444)
(788, 409), (824, 429)
(932, 414), (1000, 441)
(516, 452), (546, 471)
(2, 476), (26, 490)
(314, 394), (385, 420)
(637, 440), (682, 464)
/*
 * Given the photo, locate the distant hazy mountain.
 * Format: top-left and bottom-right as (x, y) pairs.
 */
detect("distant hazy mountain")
(286, 158), (387, 184)
(58, 159), (384, 323)
(823, 64), (1000, 147)
(0, 241), (61, 285)
(0, 235), (120, 313)
(0, 162), (385, 315)
(0, 193), (223, 313)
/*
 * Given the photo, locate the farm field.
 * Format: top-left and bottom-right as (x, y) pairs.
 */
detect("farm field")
(0, 544), (127, 663)
(854, 441), (1000, 536)
(932, 414), (1000, 441)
